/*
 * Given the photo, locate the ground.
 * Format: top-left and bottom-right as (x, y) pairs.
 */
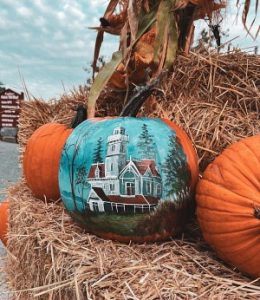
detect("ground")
(0, 140), (21, 299)
(0, 141), (21, 201)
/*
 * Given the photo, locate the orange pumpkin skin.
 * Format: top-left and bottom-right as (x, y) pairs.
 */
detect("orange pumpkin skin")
(0, 201), (9, 245)
(23, 123), (72, 201)
(196, 135), (260, 278)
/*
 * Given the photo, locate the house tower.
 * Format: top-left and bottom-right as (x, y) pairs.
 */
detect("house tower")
(105, 126), (129, 177)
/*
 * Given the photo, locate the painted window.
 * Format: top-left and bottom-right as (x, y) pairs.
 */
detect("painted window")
(95, 167), (99, 178)
(157, 184), (162, 196)
(146, 182), (152, 194)
(93, 202), (99, 212)
(111, 163), (113, 171)
(120, 144), (124, 152)
(126, 182), (135, 195)
(111, 144), (115, 151)
(110, 183), (115, 191)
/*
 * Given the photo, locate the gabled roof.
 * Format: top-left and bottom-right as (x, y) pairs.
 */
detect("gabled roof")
(0, 88), (22, 96)
(88, 163), (105, 178)
(120, 159), (160, 178)
(92, 187), (110, 201)
(134, 160), (160, 177)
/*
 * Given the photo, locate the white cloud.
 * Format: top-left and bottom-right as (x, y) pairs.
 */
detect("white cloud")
(34, 16), (46, 27)
(17, 6), (32, 17)
(33, 0), (51, 13)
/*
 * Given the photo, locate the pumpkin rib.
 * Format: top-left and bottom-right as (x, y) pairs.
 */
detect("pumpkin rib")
(220, 242), (260, 268)
(216, 152), (260, 191)
(197, 219), (259, 234)
(197, 206), (253, 221)
(201, 230), (258, 252)
(196, 191), (254, 212)
(214, 235), (260, 254)
(27, 132), (43, 197)
(242, 137), (260, 160)
(205, 242), (260, 261)
(222, 147), (260, 190)
(214, 161), (259, 201)
(24, 123), (72, 201)
(198, 177), (259, 204)
(201, 229), (260, 256)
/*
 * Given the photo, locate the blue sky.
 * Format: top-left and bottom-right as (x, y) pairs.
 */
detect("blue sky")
(0, 0), (259, 99)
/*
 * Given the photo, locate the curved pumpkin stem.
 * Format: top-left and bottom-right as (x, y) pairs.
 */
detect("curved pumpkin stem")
(254, 206), (260, 220)
(120, 72), (165, 117)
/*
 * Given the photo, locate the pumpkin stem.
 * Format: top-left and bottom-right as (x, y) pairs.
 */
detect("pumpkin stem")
(120, 72), (166, 117)
(254, 207), (260, 220)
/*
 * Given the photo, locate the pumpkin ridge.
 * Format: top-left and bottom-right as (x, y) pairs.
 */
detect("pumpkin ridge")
(230, 140), (260, 180)
(224, 143), (260, 188)
(197, 182), (256, 209)
(221, 243), (260, 266)
(199, 177), (259, 204)
(201, 231), (260, 255)
(220, 151), (260, 191)
(197, 209), (254, 221)
(241, 137), (260, 161)
(197, 220), (259, 234)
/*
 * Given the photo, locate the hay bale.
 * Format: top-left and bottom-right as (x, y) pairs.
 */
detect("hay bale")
(6, 182), (260, 299)
(5, 51), (260, 299)
(18, 53), (259, 171)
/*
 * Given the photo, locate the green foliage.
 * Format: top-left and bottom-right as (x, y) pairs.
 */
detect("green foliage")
(0, 81), (5, 93)
(75, 166), (87, 185)
(163, 136), (191, 198)
(137, 124), (156, 159)
(93, 137), (103, 163)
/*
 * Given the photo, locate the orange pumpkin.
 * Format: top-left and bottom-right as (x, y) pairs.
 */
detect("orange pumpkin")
(59, 117), (199, 242)
(23, 123), (73, 201)
(0, 201), (9, 245)
(196, 135), (260, 278)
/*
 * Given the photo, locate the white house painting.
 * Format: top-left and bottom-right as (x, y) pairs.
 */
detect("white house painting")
(86, 126), (162, 213)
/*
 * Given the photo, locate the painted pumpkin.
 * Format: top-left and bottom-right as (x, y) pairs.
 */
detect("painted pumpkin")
(23, 123), (73, 201)
(59, 117), (198, 242)
(196, 135), (260, 278)
(0, 201), (9, 245)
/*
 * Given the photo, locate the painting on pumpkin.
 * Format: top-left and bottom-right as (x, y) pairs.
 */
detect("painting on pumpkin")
(59, 118), (192, 239)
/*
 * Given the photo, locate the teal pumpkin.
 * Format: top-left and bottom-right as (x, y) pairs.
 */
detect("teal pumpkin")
(59, 117), (198, 242)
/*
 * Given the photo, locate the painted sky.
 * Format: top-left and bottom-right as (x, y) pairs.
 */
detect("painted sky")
(0, 1), (259, 99)
(59, 117), (186, 208)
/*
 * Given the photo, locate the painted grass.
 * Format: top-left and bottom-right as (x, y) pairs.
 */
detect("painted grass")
(70, 211), (148, 236)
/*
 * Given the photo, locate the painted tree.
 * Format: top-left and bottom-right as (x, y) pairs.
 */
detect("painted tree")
(163, 135), (191, 200)
(93, 137), (103, 163)
(137, 124), (156, 160)
(0, 82), (5, 93)
(75, 166), (87, 185)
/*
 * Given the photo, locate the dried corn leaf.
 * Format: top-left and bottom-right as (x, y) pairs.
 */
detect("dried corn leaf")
(88, 51), (123, 118)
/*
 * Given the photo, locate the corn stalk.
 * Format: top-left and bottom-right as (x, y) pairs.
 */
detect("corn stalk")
(87, 0), (259, 117)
